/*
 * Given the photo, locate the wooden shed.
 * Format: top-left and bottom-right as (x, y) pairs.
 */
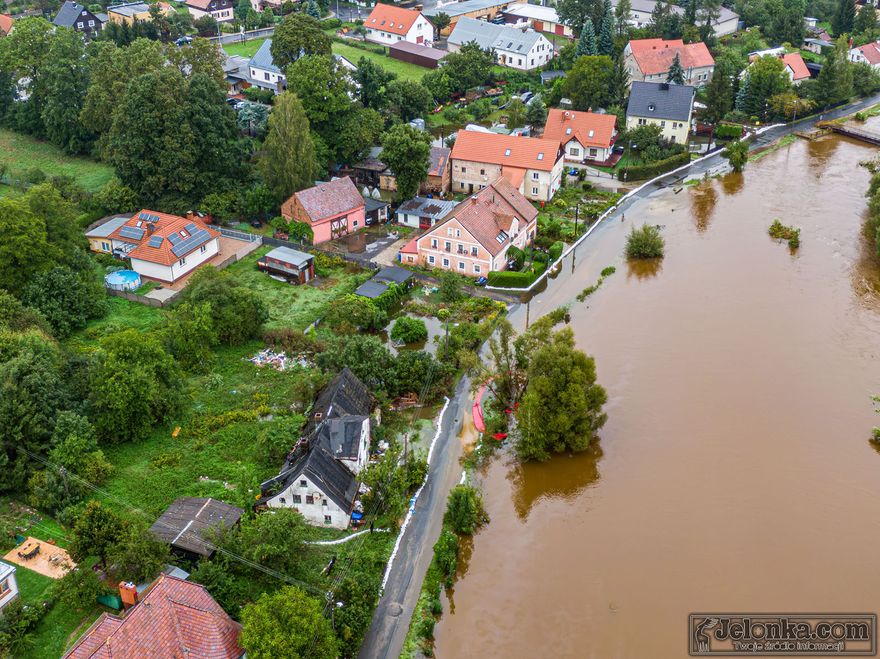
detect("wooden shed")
(149, 497), (244, 561)
(388, 41), (447, 69)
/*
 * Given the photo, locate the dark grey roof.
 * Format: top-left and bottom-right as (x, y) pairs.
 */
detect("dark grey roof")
(316, 416), (368, 461)
(264, 246), (313, 268)
(250, 38), (281, 75)
(270, 446), (359, 512)
(627, 81), (695, 122)
(363, 197), (390, 212)
(54, 1), (89, 27)
(307, 368), (372, 432)
(149, 497), (244, 557)
(448, 17), (545, 54)
(354, 279), (390, 299)
(374, 266), (413, 285)
(541, 70), (566, 83)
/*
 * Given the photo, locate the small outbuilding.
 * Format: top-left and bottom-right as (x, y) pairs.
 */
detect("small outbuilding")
(388, 40), (447, 69)
(257, 246), (315, 284)
(374, 265), (414, 288)
(364, 197), (390, 225)
(354, 279), (390, 300)
(149, 497), (244, 560)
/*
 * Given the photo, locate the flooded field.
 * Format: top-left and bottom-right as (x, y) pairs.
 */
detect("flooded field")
(433, 134), (880, 657)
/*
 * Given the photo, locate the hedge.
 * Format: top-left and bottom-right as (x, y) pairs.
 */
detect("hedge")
(617, 152), (690, 181)
(548, 241), (563, 262)
(715, 123), (744, 139)
(487, 270), (536, 287)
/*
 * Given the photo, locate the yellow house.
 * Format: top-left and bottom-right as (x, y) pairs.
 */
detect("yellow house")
(107, 1), (174, 25)
(85, 215), (130, 254)
(625, 81), (695, 145)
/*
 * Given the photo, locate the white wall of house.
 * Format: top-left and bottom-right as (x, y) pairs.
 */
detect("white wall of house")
(187, 5), (233, 22)
(335, 418), (370, 475)
(130, 237), (220, 283)
(624, 49), (714, 87)
(626, 114), (690, 144)
(0, 566), (18, 612)
(562, 137), (613, 164)
(264, 475), (350, 529)
(250, 65), (285, 91)
(366, 14), (433, 45)
(495, 36), (553, 70)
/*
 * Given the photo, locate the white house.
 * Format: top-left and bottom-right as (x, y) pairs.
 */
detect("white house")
(0, 562), (18, 612)
(105, 210), (221, 284)
(542, 108), (618, 164)
(447, 17), (554, 71)
(850, 41), (880, 69)
(395, 197), (458, 230)
(184, 0), (233, 23)
(249, 38), (285, 92)
(364, 3), (433, 46)
(502, 4), (573, 37)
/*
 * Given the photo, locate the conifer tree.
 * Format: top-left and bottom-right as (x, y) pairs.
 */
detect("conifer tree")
(666, 52), (685, 84)
(576, 17), (598, 57)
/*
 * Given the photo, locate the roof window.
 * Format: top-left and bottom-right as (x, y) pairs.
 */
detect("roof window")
(588, 129), (594, 137)
(504, 148), (511, 156)
(648, 103), (655, 112)
(565, 127), (572, 135)
(537, 152), (544, 160)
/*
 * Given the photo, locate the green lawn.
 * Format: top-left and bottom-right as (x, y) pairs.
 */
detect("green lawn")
(223, 246), (369, 331)
(331, 41), (429, 81)
(223, 37), (267, 58)
(0, 129), (114, 193)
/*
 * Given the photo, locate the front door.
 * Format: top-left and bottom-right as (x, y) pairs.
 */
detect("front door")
(416, 35), (423, 44)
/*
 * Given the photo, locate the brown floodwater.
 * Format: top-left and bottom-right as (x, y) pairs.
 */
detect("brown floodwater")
(433, 133), (880, 658)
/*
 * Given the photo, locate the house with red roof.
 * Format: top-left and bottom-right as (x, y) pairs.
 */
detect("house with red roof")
(745, 49), (810, 84)
(364, 4), (434, 46)
(450, 130), (564, 202)
(404, 177), (538, 277)
(0, 14), (14, 36)
(624, 38), (715, 87)
(90, 210), (221, 283)
(185, 0), (234, 22)
(850, 40), (880, 70)
(63, 574), (243, 659)
(281, 177), (366, 245)
(543, 109), (618, 165)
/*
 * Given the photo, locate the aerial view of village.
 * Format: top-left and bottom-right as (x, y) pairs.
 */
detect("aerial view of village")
(1, 0), (880, 654)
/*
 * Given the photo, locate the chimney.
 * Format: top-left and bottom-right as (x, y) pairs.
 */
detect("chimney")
(119, 582), (138, 610)
(146, 222), (156, 235)
(186, 210), (195, 221)
(314, 412), (322, 421)
(660, 82), (669, 91)
(471, 196), (478, 204)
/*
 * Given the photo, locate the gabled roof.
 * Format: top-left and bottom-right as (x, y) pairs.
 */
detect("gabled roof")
(307, 367), (372, 433)
(451, 131), (560, 172)
(425, 0), (510, 18)
(627, 81), (695, 122)
(854, 41), (880, 65)
(268, 446), (359, 512)
(543, 109), (617, 149)
(782, 52), (810, 80)
(54, 1), (93, 27)
(504, 3), (560, 22)
(0, 14), (15, 34)
(149, 497), (244, 557)
(428, 146), (451, 177)
(316, 416), (368, 461)
(107, 1), (154, 17)
(448, 16), (546, 54)
(365, 3), (426, 36)
(63, 575), (243, 659)
(290, 177), (364, 223)
(627, 38), (715, 75)
(186, 0), (213, 9)
(250, 38), (281, 74)
(397, 196), (458, 220)
(263, 246), (313, 268)
(112, 210), (219, 266)
(431, 177), (537, 257)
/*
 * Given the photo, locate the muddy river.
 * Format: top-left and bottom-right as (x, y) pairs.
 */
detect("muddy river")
(433, 134), (880, 657)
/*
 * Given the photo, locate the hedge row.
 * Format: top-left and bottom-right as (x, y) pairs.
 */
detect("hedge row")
(715, 123), (744, 139)
(487, 260), (547, 288)
(548, 241), (564, 262)
(617, 152), (691, 181)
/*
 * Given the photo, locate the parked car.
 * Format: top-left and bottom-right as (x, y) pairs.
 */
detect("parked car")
(520, 91), (534, 105)
(250, 220), (262, 228)
(175, 36), (193, 47)
(475, 276), (488, 286)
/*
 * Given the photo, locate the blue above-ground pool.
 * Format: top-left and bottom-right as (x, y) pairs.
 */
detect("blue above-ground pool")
(104, 269), (142, 291)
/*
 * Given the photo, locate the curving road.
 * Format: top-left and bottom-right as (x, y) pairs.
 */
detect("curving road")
(355, 91), (880, 659)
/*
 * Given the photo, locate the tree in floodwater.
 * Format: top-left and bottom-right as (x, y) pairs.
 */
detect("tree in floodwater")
(722, 139), (749, 173)
(515, 327), (607, 461)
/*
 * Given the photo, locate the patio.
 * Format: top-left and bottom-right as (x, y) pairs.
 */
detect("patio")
(3, 536), (74, 579)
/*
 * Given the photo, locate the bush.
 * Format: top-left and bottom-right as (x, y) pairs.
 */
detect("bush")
(243, 86), (275, 105)
(715, 123), (744, 139)
(486, 270), (537, 288)
(617, 152), (690, 181)
(432, 528), (459, 586)
(390, 316), (428, 344)
(768, 219), (800, 248)
(600, 265), (616, 277)
(507, 245), (525, 270)
(444, 485), (487, 535)
(625, 225), (665, 259)
(320, 16), (341, 28)
(548, 241), (564, 262)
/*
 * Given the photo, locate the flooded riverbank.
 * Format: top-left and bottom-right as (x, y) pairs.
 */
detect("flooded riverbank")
(433, 134), (880, 657)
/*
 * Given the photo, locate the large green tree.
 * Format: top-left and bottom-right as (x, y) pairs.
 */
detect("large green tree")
(380, 124), (432, 201)
(666, 52), (685, 84)
(240, 586), (338, 659)
(813, 36), (854, 106)
(386, 79), (434, 122)
(561, 55), (615, 111)
(259, 92), (317, 200)
(69, 500), (127, 565)
(21, 266), (106, 338)
(178, 267), (269, 345)
(353, 56), (396, 110)
(516, 327), (607, 461)
(40, 28), (93, 154)
(271, 13), (331, 70)
(832, 0), (855, 35)
(737, 55), (791, 118)
(575, 17), (598, 56)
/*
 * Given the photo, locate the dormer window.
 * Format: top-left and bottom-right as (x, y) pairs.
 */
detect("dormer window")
(648, 103), (656, 112)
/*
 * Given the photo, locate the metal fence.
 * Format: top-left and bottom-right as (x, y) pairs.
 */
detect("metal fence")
(219, 227), (263, 243)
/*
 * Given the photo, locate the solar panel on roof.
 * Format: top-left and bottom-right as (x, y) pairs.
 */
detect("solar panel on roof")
(139, 211), (150, 220)
(184, 222), (198, 234)
(167, 233), (182, 246)
(119, 226), (145, 240)
(171, 229), (211, 258)
(148, 235), (164, 248)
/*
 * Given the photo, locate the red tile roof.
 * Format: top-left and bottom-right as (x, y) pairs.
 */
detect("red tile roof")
(782, 52), (810, 80)
(0, 14), (13, 34)
(63, 575), (243, 659)
(628, 38), (715, 75)
(109, 210), (219, 267)
(543, 108), (617, 150)
(432, 177), (537, 257)
(365, 4), (425, 36)
(290, 177), (364, 223)
(451, 131), (560, 172)
(186, 0), (213, 9)
(855, 41), (880, 66)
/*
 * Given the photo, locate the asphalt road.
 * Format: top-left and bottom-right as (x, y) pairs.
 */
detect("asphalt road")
(358, 376), (469, 659)
(355, 91), (880, 659)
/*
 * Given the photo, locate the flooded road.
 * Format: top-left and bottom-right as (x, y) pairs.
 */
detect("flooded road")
(433, 134), (880, 657)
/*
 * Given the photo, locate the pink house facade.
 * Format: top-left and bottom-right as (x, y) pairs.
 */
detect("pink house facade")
(401, 177), (538, 276)
(281, 177), (366, 245)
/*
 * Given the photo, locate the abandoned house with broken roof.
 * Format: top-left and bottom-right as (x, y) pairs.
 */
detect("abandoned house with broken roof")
(149, 497), (244, 561)
(256, 368), (375, 529)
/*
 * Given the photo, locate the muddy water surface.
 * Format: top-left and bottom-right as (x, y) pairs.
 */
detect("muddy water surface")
(434, 135), (880, 658)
